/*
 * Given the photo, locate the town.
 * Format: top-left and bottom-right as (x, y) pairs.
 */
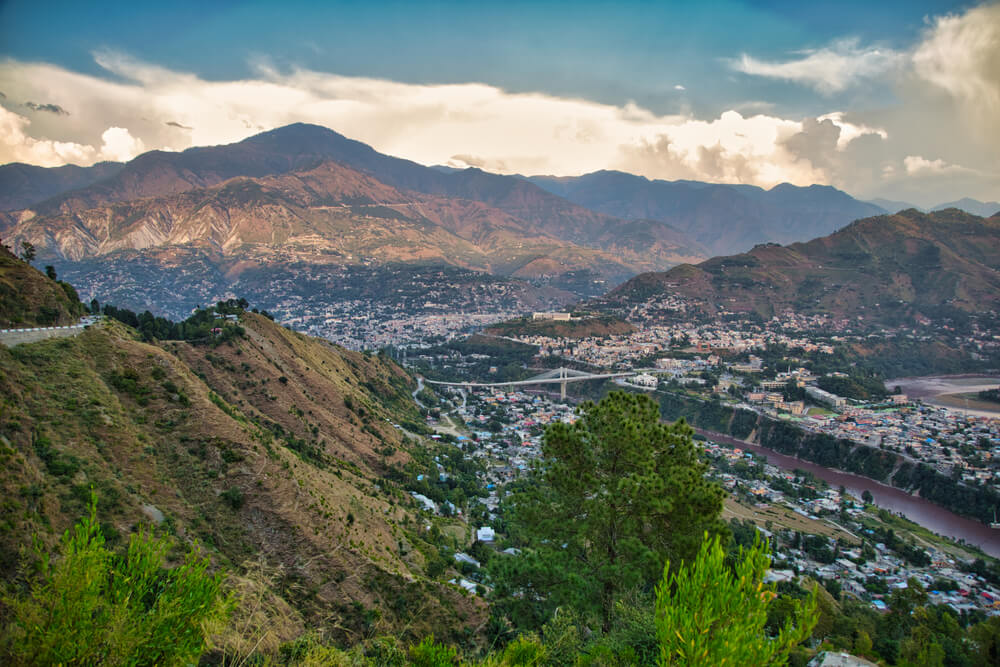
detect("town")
(402, 383), (1000, 620)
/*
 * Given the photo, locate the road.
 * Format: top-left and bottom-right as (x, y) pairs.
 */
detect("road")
(0, 317), (100, 347)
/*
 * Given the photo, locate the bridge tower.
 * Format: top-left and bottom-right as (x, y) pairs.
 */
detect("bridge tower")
(560, 366), (567, 400)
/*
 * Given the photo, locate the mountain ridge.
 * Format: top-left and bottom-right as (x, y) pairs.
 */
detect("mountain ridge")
(604, 208), (1000, 323)
(0, 257), (486, 645)
(527, 169), (886, 256)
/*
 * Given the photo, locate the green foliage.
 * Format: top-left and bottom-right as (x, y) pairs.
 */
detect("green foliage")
(101, 300), (246, 345)
(978, 387), (1000, 404)
(655, 533), (818, 666)
(1, 492), (227, 665)
(408, 635), (458, 667)
(504, 392), (725, 632)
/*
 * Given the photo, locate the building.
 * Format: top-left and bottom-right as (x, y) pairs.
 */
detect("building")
(806, 386), (847, 408)
(532, 312), (572, 321)
(630, 373), (658, 388)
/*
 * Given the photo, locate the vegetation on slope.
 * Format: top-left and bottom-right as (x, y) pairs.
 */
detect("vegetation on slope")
(0, 299), (484, 651)
(0, 244), (84, 327)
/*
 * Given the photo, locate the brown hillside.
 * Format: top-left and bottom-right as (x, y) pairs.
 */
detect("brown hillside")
(0, 244), (84, 327)
(0, 313), (484, 647)
(607, 209), (1000, 322)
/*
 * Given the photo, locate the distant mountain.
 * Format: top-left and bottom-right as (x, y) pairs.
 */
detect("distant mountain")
(0, 161), (123, 211)
(867, 197), (919, 214)
(0, 124), (705, 275)
(606, 209), (1000, 323)
(931, 198), (1000, 218)
(528, 170), (886, 255)
(4, 159), (649, 282)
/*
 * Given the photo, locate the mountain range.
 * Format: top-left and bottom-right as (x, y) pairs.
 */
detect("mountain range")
(527, 170), (886, 256)
(2, 123), (997, 318)
(605, 208), (1000, 324)
(867, 197), (1000, 218)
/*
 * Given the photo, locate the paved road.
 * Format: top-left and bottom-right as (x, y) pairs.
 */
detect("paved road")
(0, 320), (97, 347)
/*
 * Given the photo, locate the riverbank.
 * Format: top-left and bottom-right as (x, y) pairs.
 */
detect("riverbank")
(696, 427), (1000, 558)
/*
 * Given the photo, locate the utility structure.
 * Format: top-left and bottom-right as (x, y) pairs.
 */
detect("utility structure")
(425, 366), (635, 400)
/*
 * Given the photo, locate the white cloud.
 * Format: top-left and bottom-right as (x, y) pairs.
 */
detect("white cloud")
(0, 53), (841, 189)
(0, 4), (997, 209)
(816, 112), (887, 150)
(912, 3), (1000, 125)
(731, 38), (904, 94)
(673, 84), (686, 91)
(0, 106), (96, 166)
(903, 155), (973, 176)
(98, 127), (145, 162)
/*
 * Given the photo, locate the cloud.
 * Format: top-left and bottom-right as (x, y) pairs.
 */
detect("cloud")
(903, 155), (975, 176)
(912, 3), (1000, 131)
(816, 112), (887, 149)
(673, 84), (685, 91)
(0, 53), (827, 188)
(0, 9), (996, 208)
(24, 101), (69, 115)
(98, 127), (145, 162)
(731, 38), (904, 94)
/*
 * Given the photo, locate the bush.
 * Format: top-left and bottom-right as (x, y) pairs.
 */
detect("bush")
(220, 487), (245, 510)
(0, 492), (227, 665)
(408, 635), (458, 667)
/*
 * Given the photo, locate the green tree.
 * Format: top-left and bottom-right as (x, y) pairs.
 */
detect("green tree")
(507, 391), (725, 632)
(655, 533), (818, 666)
(19, 240), (35, 264)
(1, 493), (227, 665)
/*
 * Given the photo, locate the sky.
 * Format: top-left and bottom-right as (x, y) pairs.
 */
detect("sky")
(0, 0), (997, 207)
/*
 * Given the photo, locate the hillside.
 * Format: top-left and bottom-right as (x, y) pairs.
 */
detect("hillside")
(5, 161), (639, 277)
(605, 208), (1000, 323)
(0, 161), (124, 212)
(0, 124), (704, 276)
(0, 289), (486, 645)
(528, 170), (886, 255)
(0, 245), (84, 327)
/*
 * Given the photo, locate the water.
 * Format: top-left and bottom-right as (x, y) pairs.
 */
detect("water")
(697, 428), (1000, 558)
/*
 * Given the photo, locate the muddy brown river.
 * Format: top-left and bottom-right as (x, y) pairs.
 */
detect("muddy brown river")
(696, 428), (1000, 558)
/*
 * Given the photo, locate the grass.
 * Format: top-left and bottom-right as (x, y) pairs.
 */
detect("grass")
(722, 496), (860, 545)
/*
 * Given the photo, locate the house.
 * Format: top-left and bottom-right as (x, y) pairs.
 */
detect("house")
(477, 526), (496, 542)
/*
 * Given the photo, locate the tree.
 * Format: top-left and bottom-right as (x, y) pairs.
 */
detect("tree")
(19, 240), (35, 264)
(655, 533), (818, 666)
(507, 391), (725, 632)
(1, 492), (227, 665)
(44, 265), (57, 280)
(862, 489), (874, 504)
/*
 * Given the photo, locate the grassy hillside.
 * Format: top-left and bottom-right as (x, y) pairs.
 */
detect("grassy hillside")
(0, 245), (84, 327)
(608, 209), (1000, 323)
(0, 312), (484, 650)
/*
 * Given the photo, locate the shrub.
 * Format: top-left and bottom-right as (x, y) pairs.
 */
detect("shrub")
(0, 492), (227, 665)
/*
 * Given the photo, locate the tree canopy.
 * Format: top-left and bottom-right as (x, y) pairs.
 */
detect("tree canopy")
(500, 391), (726, 631)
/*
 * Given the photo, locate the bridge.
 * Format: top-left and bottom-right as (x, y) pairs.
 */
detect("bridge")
(425, 366), (635, 399)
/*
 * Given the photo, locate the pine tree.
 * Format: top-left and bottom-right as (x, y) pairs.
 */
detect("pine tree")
(655, 533), (818, 665)
(505, 391), (725, 631)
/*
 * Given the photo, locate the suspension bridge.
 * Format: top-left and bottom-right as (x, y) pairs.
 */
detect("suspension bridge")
(424, 366), (636, 399)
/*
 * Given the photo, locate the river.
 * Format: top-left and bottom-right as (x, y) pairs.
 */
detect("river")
(888, 374), (1000, 418)
(695, 428), (1000, 558)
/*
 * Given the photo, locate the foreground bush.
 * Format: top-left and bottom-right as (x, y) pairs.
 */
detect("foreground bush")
(1, 493), (227, 666)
